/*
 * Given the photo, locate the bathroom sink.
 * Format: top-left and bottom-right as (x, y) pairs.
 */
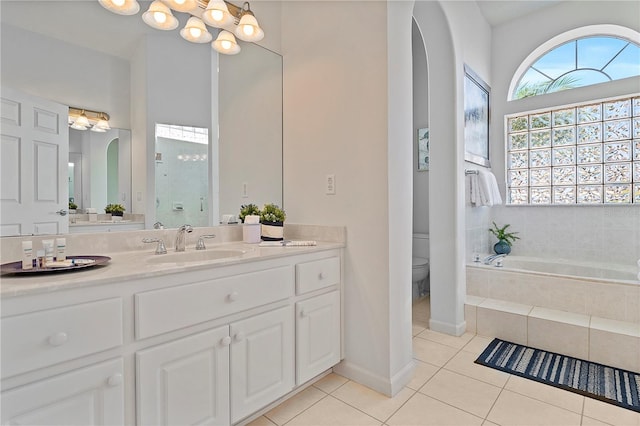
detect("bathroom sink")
(146, 249), (247, 264)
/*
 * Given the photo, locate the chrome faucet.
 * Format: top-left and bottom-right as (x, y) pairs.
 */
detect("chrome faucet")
(483, 253), (507, 265)
(175, 224), (193, 252)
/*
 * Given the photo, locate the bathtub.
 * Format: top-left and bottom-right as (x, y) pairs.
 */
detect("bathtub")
(466, 255), (640, 324)
(486, 255), (639, 283)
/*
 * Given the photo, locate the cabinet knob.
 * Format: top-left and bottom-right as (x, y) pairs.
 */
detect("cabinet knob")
(220, 336), (232, 346)
(234, 332), (245, 342)
(318, 272), (325, 280)
(48, 332), (68, 346)
(107, 373), (123, 387)
(228, 291), (239, 302)
(300, 309), (307, 318)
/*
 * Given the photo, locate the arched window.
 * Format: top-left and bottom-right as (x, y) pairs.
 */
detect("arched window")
(510, 27), (640, 100)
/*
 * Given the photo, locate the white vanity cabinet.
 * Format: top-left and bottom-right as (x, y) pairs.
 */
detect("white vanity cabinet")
(1, 358), (125, 425)
(1, 246), (343, 426)
(294, 257), (341, 385)
(136, 306), (294, 426)
(137, 326), (231, 426)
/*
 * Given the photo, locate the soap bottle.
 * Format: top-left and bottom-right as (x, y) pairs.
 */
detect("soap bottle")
(42, 239), (54, 265)
(22, 241), (33, 270)
(56, 238), (66, 261)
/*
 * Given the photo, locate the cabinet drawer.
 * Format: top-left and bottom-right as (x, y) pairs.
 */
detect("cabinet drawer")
(135, 266), (293, 339)
(296, 257), (340, 295)
(1, 298), (123, 378)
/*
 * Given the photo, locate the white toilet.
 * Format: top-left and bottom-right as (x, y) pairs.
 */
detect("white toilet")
(412, 233), (430, 298)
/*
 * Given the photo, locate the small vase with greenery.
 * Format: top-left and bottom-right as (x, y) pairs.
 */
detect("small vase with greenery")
(260, 203), (286, 241)
(239, 203), (260, 223)
(489, 221), (519, 255)
(68, 201), (78, 213)
(104, 203), (126, 217)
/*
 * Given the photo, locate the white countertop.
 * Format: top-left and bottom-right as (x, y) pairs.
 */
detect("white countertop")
(1, 241), (344, 298)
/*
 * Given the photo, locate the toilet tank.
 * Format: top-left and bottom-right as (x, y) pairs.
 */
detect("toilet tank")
(412, 233), (430, 259)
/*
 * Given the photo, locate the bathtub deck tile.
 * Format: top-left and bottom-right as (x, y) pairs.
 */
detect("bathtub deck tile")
(529, 307), (590, 328)
(466, 295), (485, 306)
(478, 298), (533, 316)
(527, 315), (589, 360)
(590, 316), (640, 337)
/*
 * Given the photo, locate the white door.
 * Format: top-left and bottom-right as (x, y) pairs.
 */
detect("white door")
(1, 358), (124, 425)
(136, 326), (231, 426)
(296, 290), (341, 385)
(230, 306), (294, 423)
(1, 87), (69, 236)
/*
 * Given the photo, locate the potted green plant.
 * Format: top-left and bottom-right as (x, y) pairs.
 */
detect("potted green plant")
(104, 203), (126, 217)
(239, 203), (260, 223)
(489, 221), (519, 255)
(260, 203), (286, 241)
(68, 201), (78, 213)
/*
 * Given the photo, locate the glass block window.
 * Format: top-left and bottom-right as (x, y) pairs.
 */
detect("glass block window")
(506, 95), (640, 205)
(512, 36), (640, 99)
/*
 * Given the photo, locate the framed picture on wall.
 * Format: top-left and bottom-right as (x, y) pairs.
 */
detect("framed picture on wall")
(463, 64), (491, 167)
(417, 128), (429, 171)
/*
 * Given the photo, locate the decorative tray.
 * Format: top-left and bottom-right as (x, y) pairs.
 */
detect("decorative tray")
(0, 255), (111, 275)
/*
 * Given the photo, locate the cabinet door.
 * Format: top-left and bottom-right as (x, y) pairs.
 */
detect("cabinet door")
(296, 291), (341, 385)
(136, 326), (230, 426)
(1, 358), (124, 425)
(230, 306), (294, 423)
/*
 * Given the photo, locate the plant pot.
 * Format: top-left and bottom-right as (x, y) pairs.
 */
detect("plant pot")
(109, 211), (124, 217)
(261, 221), (284, 241)
(493, 239), (511, 255)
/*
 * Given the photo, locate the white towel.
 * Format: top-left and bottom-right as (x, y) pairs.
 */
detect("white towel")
(469, 169), (502, 206)
(469, 173), (481, 206)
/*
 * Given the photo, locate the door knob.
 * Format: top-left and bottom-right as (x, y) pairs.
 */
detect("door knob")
(56, 209), (68, 216)
(228, 291), (239, 302)
(220, 336), (232, 346)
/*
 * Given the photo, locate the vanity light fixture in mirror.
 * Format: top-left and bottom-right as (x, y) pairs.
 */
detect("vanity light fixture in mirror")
(99, 0), (264, 55)
(68, 107), (111, 133)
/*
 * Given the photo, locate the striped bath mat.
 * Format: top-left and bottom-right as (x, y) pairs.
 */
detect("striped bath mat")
(475, 338), (640, 413)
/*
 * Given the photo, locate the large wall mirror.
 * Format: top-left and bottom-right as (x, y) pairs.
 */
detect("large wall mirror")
(0, 0), (282, 235)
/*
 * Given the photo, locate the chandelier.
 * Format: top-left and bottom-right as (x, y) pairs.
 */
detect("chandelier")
(98, 0), (264, 55)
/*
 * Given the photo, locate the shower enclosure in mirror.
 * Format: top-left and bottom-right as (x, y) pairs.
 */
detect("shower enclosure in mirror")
(155, 124), (209, 229)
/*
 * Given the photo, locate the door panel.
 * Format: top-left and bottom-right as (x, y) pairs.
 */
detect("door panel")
(296, 291), (341, 385)
(0, 87), (68, 236)
(136, 326), (230, 426)
(230, 306), (294, 423)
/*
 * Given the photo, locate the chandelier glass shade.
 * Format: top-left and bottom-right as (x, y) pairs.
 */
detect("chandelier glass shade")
(98, 0), (264, 55)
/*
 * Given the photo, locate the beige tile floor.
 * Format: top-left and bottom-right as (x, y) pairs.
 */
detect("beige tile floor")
(248, 297), (640, 426)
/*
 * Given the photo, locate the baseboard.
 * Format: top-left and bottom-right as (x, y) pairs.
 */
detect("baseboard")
(429, 318), (467, 336)
(389, 359), (415, 396)
(333, 359), (415, 397)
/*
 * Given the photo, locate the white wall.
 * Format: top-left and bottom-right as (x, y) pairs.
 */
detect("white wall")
(282, 0), (410, 395)
(0, 24), (130, 129)
(482, 1), (640, 265)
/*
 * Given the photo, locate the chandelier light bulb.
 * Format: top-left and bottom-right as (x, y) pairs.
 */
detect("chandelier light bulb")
(234, 8), (263, 42)
(202, 0), (233, 28)
(142, 0), (178, 30)
(212, 30), (240, 55)
(180, 17), (212, 43)
(98, 0), (140, 15)
(154, 11), (167, 24)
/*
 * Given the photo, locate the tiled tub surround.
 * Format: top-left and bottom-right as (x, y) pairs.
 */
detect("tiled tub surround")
(466, 260), (640, 373)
